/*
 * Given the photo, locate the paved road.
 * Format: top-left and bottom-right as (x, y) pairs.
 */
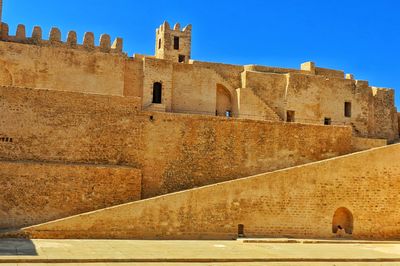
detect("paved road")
(1, 238), (400, 264)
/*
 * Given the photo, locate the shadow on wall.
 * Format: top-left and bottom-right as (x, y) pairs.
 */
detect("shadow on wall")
(0, 239), (37, 256)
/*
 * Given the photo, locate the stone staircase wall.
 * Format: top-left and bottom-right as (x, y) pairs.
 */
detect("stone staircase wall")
(14, 144), (400, 240)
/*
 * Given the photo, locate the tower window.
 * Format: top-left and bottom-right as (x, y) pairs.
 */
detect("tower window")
(158, 39), (162, 49)
(178, 55), (185, 63)
(152, 82), (162, 104)
(174, 36), (180, 50)
(344, 102), (352, 117)
(324, 117), (332, 125)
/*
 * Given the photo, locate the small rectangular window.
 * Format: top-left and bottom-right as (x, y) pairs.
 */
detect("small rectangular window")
(324, 117), (332, 125)
(158, 39), (162, 49)
(174, 36), (180, 50)
(344, 102), (352, 117)
(178, 55), (185, 63)
(286, 110), (295, 123)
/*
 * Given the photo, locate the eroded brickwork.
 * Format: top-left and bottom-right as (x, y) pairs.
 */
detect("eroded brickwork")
(0, 86), (352, 200)
(0, 14), (397, 240)
(0, 161), (141, 229)
(0, 21), (396, 141)
(19, 144), (400, 240)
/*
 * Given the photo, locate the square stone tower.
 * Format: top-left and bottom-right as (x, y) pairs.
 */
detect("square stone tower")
(155, 21), (192, 63)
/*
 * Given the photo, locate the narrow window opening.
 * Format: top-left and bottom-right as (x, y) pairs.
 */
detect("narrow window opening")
(324, 117), (332, 125)
(238, 224), (245, 238)
(225, 110), (232, 118)
(178, 55), (185, 63)
(286, 110), (295, 122)
(324, 117), (332, 126)
(158, 39), (162, 49)
(174, 36), (180, 50)
(0, 137), (13, 143)
(152, 82), (162, 104)
(345, 102), (352, 118)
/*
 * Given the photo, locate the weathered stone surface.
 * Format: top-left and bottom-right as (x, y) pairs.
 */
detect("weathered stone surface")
(0, 86), (351, 200)
(83, 32), (95, 50)
(49, 27), (61, 43)
(15, 24), (25, 41)
(31, 26), (42, 43)
(0, 41), (126, 95)
(66, 30), (77, 46)
(111, 37), (123, 52)
(19, 144), (400, 240)
(351, 136), (387, 152)
(0, 15), (397, 242)
(0, 21), (397, 141)
(0, 160), (141, 229)
(99, 34), (111, 52)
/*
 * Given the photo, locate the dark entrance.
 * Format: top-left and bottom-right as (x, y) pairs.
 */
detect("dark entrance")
(238, 224), (245, 238)
(324, 117), (332, 125)
(332, 207), (354, 235)
(152, 82), (162, 104)
(287, 110), (295, 122)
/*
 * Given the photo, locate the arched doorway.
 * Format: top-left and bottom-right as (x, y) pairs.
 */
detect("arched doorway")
(152, 82), (162, 104)
(216, 84), (232, 117)
(332, 207), (353, 235)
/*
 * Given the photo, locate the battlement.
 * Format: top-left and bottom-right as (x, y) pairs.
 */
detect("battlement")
(372, 86), (395, 98)
(300, 61), (345, 78)
(0, 23), (124, 54)
(156, 21), (192, 35)
(155, 21), (192, 63)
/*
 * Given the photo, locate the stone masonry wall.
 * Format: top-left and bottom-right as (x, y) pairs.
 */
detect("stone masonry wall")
(139, 112), (351, 198)
(0, 41), (126, 95)
(371, 88), (399, 142)
(171, 64), (218, 115)
(0, 160), (141, 229)
(0, 86), (142, 165)
(286, 73), (371, 133)
(20, 144), (400, 240)
(398, 113), (400, 137)
(241, 70), (287, 119)
(0, 86), (352, 200)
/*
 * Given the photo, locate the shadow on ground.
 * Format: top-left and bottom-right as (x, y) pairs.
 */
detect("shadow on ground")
(0, 239), (37, 256)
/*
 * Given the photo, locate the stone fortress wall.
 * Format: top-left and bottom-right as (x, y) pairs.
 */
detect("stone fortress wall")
(0, 23), (126, 96)
(0, 21), (397, 142)
(0, 161), (142, 230)
(0, 85), (351, 229)
(20, 144), (400, 241)
(0, 20), (398, 142)
(0, 10), (399, 239)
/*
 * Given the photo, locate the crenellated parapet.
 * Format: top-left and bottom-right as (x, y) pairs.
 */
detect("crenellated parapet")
(0, 23), (124, 54)
(155, 21), (192, 63)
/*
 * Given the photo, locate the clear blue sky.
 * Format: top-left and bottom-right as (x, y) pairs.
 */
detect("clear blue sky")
(3, 0), (400, 107)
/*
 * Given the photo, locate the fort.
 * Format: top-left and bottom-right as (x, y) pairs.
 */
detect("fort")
(0, 1), (400, 243)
